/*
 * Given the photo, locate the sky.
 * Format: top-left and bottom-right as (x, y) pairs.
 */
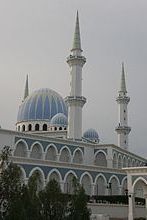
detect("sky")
(0, 0), (147, 157)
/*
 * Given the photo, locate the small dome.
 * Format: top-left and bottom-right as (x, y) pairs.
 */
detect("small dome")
(17, 88), (67, 122)
(83, 128), (99, 142)
(51, 113), (67, 127)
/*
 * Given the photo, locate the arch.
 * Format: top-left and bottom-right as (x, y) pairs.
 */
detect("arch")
(45, 144), (57, 161)
(73, 148), (83, 164)
(118, 154), (122, 169)
(59, 127), (62, 130)
(29, 167), (45, 190)
(94, 174), (107, 195)
(59, 146), (71, 163)
(30, 142), (43, 159)
(18, 165), (27, 184)
(43, 124), (47, 131)
(133, 177), (147, 198)
(128, 158), (132, 167)
(133, 177), (147, 190)
(94, 150), (107, 167)
(136, 161), (139, 167)
(80, 172), (93, 196)
(35, 124), (40, 131)
(122, 156), (128, 168)
(132, 159), (135, 167)
(108, 175), (120, 195)
(64, 171), (78, 194)
(14, 140), (28, 157)
(28, 124), (32, 131)
(121, 177), (128, 195)
(47, 169), (62, 184)
(22, 124), (25, 132)
(113, 153), (117, 168)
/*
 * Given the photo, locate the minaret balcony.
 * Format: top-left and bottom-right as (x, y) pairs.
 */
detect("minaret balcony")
(116, 96), (130, 104)
(65, 96), (86, 107)
(67, 55), (86, 66)
(115, 125), (131, 134)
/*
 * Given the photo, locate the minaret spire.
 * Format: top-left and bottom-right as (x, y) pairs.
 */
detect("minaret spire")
(115, 64), (131, 150)
(72, 11), (82, 52)
(120, 62), (127, 93)
(65, 12), (86, 140)
(23, 74), (29, 101)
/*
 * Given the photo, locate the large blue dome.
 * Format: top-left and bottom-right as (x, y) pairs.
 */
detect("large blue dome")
(17, 88), (67, 122)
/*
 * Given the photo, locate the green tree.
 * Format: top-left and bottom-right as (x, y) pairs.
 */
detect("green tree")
(68, 177), (91, 220)
(39, 179), (69, 220)
(0, 146), (22, 219)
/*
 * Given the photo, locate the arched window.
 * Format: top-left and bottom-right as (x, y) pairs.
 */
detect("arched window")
(81, 174), (92, 195)
(64, 127), (67, 130)
(28, 124), (32, 131)
(95, 152), (107, 167)
(73, 150), (83, 164)
(55, 127), (57, 131)
(60, 148), (70, 163)
(118, 155), (122, 169)
(122, 178), (128, 195)
(18, 126), (20, 131)
(35, 124), (40, 131)
(109, 177), (119, 195)
(14, 141), (27, 157)
(64, 173), (76, 194)
(22, 125), (25, 132)
(59, 127), (62, 130)
(123, 156), (127, 168)
(49, 171), (60, 184)
(45, 146), (57, 161)
(113, 153), (117, 168)
(29, 170), (44, 191)
(128, 158), (132, 167)
(134, 180), (144, 198)
(43, 124), (47, 131)
(95, 176), (106, 195)
(30, 144), (42, 159)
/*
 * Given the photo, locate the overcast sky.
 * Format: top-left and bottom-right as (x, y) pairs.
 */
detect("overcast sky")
(0, 0), (147, 157)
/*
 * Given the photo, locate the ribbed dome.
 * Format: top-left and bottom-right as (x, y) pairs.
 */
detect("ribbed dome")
(83, 128), (99, 142)
(51, 113), (67, 126)
(17, 88), (67, 122)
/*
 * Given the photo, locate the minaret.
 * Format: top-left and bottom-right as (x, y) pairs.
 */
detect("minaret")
(65, 12), (86, 140)
(115, 63), (131, 150)
(23, 74), (29, 101)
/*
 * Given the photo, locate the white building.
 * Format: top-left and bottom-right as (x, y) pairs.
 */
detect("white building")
(0, 12), (146, 202)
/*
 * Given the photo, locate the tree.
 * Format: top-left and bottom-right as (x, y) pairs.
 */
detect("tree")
(39, 179), (69, 220)
(68, 177), (91, 220)
(0, 146), (22, 219)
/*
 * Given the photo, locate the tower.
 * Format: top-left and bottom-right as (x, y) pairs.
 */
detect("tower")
(115, 63), (131, 150)
(65, 12), (86, 140)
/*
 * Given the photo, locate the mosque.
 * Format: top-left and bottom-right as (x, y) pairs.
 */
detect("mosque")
(0, 12), (146, 198)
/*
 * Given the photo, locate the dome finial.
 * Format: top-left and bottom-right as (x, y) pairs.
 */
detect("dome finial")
(71, 10), (82, 51)
(23, 74), (29, 101)
(120, 62), (127, 93)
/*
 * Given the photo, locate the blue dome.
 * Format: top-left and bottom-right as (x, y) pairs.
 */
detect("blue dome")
(51, 113), (67, 126)
(83, 128), (99, 142)
(17, 88), (67, 122)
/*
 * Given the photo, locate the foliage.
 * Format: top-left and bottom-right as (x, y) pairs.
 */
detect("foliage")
(0, 147), (91, 220)
(39, 179), (69, 220)
(68, 177), (91, 220)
